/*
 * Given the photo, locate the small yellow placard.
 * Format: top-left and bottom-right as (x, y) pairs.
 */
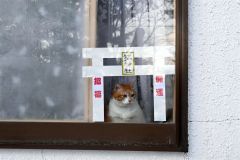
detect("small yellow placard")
(122, 51), (135, 76)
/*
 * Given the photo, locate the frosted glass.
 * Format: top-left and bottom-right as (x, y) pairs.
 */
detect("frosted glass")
(0, 0), (85, 120)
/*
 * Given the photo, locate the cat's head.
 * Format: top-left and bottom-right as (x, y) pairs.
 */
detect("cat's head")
(112, 83), (136, 106)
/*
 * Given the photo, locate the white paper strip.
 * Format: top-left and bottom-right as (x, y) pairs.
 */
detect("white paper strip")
(153, 75), (166, 121)
(92, 76), (104, 122)
(82, 65), (175, 77)
(83, 47), (155, 59)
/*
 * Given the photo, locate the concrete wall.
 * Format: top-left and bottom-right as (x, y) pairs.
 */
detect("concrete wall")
(0, 0), (240, 159)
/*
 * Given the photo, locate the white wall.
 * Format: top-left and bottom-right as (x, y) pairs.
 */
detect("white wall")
(0, 0), (240, 159)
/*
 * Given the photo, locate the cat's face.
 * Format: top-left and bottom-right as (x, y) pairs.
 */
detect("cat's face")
(112, 83), (136, 105)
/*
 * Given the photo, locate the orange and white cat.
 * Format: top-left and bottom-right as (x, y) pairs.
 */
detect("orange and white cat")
(106, 83), (146, 123)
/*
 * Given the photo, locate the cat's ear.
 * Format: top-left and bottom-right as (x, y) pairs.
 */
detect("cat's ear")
(114, 84), (121, 91)
(129, 82), (135, 89)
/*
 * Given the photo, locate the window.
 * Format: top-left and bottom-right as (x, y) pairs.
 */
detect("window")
(0, 0), (188, 151)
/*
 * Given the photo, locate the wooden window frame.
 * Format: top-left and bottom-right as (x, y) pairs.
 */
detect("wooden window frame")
(0, 0), (188, 152)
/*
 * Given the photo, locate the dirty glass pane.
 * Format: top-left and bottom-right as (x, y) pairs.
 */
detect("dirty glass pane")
(0, 0), (175, 123)
(0, 0), (86, 120)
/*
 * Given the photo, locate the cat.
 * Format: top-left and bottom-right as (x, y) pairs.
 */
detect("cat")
(106, 83), (146, 123)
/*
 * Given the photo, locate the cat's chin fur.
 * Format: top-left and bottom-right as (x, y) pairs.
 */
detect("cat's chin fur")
(108, 98), (146, 123)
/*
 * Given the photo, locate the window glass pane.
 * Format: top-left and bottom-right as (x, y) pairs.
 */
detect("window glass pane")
(0, 0), (175, 123)
(95, 0), (175, 123)
(0, 0), (85, 120)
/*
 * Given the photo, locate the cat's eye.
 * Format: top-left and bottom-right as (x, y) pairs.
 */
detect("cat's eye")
(0, 0), (188, 152)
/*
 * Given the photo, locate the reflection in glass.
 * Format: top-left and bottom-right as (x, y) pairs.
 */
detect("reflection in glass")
(97, 0), (175, 123)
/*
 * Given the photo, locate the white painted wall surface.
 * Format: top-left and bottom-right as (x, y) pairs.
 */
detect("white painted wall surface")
(0, 0), (240, 159)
